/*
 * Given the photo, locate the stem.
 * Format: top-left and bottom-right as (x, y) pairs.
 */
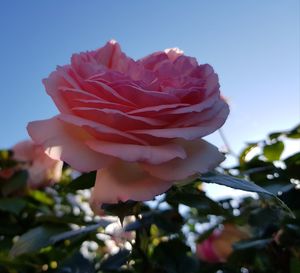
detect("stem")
(218, 128), (238, 158)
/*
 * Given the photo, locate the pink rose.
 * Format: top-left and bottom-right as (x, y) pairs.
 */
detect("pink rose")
(196, 224), (249, 263)
(27, 40), (229, 212)
(12, 140), (63, 188)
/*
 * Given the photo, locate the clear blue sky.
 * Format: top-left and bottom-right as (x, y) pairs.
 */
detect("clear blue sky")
(1, 0), (299, 157)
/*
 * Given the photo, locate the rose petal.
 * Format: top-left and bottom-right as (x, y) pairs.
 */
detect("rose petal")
(43, 67), (80, 114)
(27, 116), (112, 172)
(127, 103), (189, 115)
(171, 99), (228, 127)
(139, 52), (169, 70)
(72, 107), (167, 130)
(86, 140), (186, 164)
(86, 79), (135, 105)
(130, 102), (229, 140)
(58, 114), (148, 145)
(141, 139), (225, 181)
(90, 161), (174, 213)
(163, 91), (220, 115)
(111, 83), (180, 106)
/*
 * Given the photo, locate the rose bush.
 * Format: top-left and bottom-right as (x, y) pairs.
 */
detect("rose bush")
(27, 40), (229, 212)
(0, 140), (62, 189)
(13, 140), (63, 188)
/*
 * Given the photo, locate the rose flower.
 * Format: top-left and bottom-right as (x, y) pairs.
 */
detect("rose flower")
(12, 140), (62, 189)
(27, 40), (229, 212)
(196, 224), (249, 263)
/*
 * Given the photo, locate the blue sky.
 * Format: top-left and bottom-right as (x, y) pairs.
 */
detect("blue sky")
(1, 0), (299, 158)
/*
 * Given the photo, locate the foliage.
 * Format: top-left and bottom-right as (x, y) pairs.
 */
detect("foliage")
(0, 124), (299, 273)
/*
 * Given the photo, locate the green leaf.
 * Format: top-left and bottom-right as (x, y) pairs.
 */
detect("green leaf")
(50, 221), (111, 244)
(285, 152), (300, 179)
(201, 172), (294, 217)
(100, 249), (130, 271)
(29, 190), (54, 205)
(268, 132), (282, 140)
(152, 239), (198, 273)
(10, 225), (67, 256)
(166, 191), (226, 216)
(233, 238), (272, 250)
(239, 143), (258, 164)
(0, 197), (26, 215)
(54, 252), (95, 273)
(201, 172), (273, 196)
(287, 124), (300, 139)
(36, 214), (89, 225)
(66, 172), (96, 191)
(1, 170), (28, 196)
(263, 141), (284, 161)
(125, 209), (183, 234)
(291, 257), (300, 273)
(249, 207), (281, 228)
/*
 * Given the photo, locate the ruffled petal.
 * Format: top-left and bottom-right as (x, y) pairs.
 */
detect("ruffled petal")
(141, 139), (225, 181)
(43, 67), (79, 114)
(130, 102), (229, 140)
(58, 114), (147, 145)
(90, 161), (173, 214)
(72, 107), (167, 130)
(86, 140), (186, 164)
(27, 116), (112, 172)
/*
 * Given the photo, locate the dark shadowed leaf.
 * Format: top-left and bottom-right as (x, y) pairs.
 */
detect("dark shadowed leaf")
(54, 251), (95, 273)
(10, 225), (67, 256)
(66, 171), (96, 191)
(100, 249), (130, 271)
(0, 197), (26, 215)
(285, 152), (300, 179)
(1, 170), (28, 196)
(201, 172), (294, 217)
(152, 239), (198, 273)
(233, 238), (272, 250)
(287, 124), (300, 139)
(50, 221), (111, 244)
(125, 209), (183, 234)
(269, 132), (283, 140)
(291, 257), (300, 273)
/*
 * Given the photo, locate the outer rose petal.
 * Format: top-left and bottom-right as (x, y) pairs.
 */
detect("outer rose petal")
(43, 67), (80, 114)
(90, 161), (173, 214)
(141, 139), (225, 181)
(27, 116), (112, 172)
(86, 139), (186, 164)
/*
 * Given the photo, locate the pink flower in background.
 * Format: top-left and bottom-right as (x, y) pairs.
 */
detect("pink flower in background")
(196, 224), (249, 263)
(27, 40), (229, 212)
(12, 140), (63, 188)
